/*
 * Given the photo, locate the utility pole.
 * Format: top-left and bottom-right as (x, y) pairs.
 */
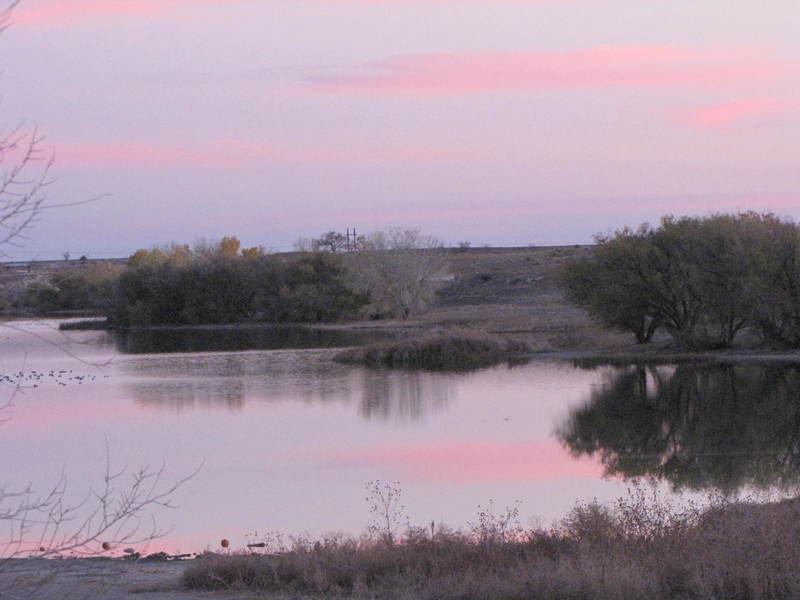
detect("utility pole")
(346, 227), (358, 252)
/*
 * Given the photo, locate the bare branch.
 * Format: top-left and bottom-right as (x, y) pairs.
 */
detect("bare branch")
(0, 323), (113, 369)
(352, 228), (449, 319)
(0, 448), (201, 563)
(0, 1), (21, 33)
(0, 1), (193, 581)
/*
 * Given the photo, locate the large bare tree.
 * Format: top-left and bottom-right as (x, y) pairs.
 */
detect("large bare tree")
(0, 2), (102, 257)
(0, 1), (195, 573)
(353, 228), (449, 319)
(0, 2), (53, 254)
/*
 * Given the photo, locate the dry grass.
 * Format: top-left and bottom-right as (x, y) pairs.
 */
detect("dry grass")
(183, 489), (800, 599)
(332, 331), (530, 370)
(380, 245), (636, 353)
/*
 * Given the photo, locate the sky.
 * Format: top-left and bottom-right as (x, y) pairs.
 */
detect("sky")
(2, 0), (799, 260)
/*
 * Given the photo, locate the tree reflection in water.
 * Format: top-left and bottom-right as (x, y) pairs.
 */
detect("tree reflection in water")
(113, 326), (397, 355)
(358, 369), (450, 421)
(559, 361), (800, 494)
(122, 349), (450, 420)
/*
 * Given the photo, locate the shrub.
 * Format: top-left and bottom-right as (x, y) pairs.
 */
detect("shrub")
(183, 491), (800, 600)
(562, 212), (798, 349)
(333, 332), (530, 370)
(350, 228), (448, 319)
(13, 261), (123, 315)
(111, 248), (367, 327)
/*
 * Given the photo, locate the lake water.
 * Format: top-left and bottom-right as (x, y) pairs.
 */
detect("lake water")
(3, 320), (798, 554)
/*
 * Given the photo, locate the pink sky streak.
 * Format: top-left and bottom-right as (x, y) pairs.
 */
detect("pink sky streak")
(13, 0), (581, 27)
(53, 140), (481, 169)
(680, 96), (795, 129)
(315, 46), (782, 94)
(4, 0), (799, 259)
(12, 0), (249, 27)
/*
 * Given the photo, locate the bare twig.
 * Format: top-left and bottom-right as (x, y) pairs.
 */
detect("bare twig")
(0, 444), (202, 562)
(0, 322), (113, 369)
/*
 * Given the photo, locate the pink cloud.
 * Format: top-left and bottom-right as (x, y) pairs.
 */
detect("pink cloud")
(11, 0), (572, 27)
(312, 440), (603, 484)
(678, 96), (795, 129)
(53, 139), (480, 169)
(314, 46), (782, 95)
(11, 0), (246, 27)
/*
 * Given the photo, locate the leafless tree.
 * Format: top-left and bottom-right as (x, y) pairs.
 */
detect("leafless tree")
(1, 2), (52, 253)
(0, 2), (102, 257)
(352, 228), (449, 319)
(0, 1), (196, 574)
(0, 375), (198, 575)
(295, 231), (349, 254)
(0, 123), (53, 253)
(315, 231), (348, 253)
(2, 432), (200, 561)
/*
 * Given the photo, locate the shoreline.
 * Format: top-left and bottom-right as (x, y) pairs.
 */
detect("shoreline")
(6, 494), (800, 599)
(47, 316), (800, 364)
(11, 244), (795, 362)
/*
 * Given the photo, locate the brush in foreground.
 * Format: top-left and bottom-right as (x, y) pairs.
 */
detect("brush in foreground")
(183, 493), (800, 599)
(333, 332), (530, 370)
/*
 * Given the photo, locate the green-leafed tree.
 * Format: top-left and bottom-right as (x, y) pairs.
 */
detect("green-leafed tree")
(747, 216), (800, 347)
(281, 252), (369, 322)
(112, 246), (367, 326)
(562, 213), (787, 349)
(561, 226), (661, 344)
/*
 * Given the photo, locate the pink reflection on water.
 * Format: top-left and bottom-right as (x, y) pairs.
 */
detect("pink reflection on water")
(2, 396), (146, 435)
(316, 440), (603, 484)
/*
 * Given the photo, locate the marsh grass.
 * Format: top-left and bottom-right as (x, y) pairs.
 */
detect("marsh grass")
(333, 331), (530, 370)
(183, 488), (800, 599)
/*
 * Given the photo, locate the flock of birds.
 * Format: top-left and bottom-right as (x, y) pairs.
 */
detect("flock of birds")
(0, 369), (108, 388)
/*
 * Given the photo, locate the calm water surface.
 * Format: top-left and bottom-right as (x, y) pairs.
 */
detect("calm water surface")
(3, 320), (798, 553)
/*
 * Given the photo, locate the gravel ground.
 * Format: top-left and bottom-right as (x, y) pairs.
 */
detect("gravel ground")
(0, 559), (259, 600)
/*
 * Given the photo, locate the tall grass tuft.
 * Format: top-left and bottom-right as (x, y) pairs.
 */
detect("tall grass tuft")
(333, 331), (530, 370)
(183, 489), (800, 599)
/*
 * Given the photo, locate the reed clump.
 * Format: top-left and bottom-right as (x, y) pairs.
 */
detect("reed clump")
(183, 491), (800, 599)
(333, 331), (530, 370)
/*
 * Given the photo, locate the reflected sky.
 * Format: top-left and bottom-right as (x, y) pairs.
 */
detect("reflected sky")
(9, 320), (789, 554)
(314, 440), (601, 484)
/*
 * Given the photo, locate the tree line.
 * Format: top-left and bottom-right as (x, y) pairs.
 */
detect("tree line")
(562, 212), (800, 349)
(5, 229), (448, 326)
(112, 239), (367, 326)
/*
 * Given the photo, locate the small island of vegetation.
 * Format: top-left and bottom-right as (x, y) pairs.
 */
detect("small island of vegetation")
(333, 331), (530, 370)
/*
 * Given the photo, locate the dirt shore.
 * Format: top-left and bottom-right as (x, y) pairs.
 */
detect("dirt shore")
(0, 558), (259, 600)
